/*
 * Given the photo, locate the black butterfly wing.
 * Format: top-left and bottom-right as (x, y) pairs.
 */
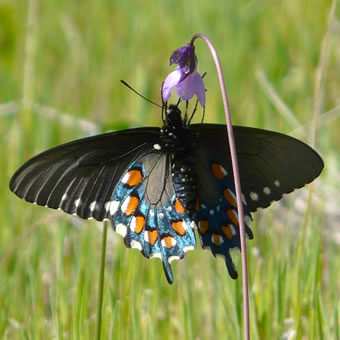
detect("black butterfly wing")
(191, 124), (324, 212)
(9, 127), (196, 283)
(9, 128), (161, 220)
(190, 123), (323, 278)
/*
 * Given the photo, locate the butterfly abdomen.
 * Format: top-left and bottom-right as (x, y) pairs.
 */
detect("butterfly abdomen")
(171, 156), (197, 212)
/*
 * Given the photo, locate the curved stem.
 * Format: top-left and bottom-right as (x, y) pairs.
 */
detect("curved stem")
(191, 33), (250, 340)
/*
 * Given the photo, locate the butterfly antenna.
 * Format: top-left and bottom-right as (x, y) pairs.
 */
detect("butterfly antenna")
(120, 80), (162, 108)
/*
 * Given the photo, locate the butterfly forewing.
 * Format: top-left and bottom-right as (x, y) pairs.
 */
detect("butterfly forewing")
(191, 124), (324, 212)
(9, 128), (160, 220)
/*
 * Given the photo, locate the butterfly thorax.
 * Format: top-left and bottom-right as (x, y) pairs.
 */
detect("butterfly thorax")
(160, 105), (198, 212)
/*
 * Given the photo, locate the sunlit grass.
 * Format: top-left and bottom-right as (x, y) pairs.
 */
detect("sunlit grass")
(1, 0), (339, 339)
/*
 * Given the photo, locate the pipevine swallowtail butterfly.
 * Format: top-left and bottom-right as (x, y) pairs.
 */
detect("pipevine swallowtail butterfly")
(9, 104), (324, 283)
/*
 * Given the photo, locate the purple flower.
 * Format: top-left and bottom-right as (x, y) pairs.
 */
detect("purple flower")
(162, 44), (206, 107)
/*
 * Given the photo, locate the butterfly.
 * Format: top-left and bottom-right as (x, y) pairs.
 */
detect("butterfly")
(9, 104), (324, 284)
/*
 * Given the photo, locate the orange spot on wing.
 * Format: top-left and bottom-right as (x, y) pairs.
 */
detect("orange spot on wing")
(223, 189), (237, 207)
(148, 230), (158, 246)
(226, 209), (239, 225)
(199, 220), (209, 234)
(126, 169), (143, 187)
(172, 221), (186, 235)
(195, 199), (200, 212)
(125, 196), (139, 216)
(222, 224), (234, 240)
(174, 198), (185, 214)
(212, 163), (226, 179)
(135, 216), (145, 234)
(162, 236), (174, 249)
(212, 233), (222, 246)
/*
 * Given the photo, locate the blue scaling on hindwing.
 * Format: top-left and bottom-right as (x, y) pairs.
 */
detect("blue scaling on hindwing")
(197, 162), (253, 279)
(106, 156), (196, 284)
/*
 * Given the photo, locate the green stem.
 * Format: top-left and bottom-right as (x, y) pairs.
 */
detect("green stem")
(96, 221), (108, 340)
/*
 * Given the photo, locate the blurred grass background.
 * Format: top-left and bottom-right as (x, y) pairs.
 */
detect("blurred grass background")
(1, 0), (339, 339)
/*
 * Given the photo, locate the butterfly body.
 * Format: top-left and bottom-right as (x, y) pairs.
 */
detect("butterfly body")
(9, 104), (324, 283)
(160, 105), (198, 212)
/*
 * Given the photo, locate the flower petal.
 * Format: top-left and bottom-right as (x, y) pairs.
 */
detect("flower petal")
(162, 68), (182, 102)
(176, 72), (206, 107)
(192, 72), (206, 107)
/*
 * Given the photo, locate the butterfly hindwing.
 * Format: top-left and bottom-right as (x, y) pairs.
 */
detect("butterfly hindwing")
(191, 123), (323, 278)
(109, 153), (196, 283)
(194, 157), (253, 279)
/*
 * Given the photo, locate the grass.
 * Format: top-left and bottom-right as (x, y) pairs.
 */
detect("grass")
(1, 0), (339, 339)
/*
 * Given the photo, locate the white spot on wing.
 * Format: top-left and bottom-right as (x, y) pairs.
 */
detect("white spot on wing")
(182, 221), (188, 230)
(228, 189), (236, 201)
(130, 216), (137, 232)
(263, 187), (271, 195)
(131, 240), (142, 250)
(74, 198), (81, 208)
(122, 172), (130, 184)
(183, 245), (194, 253)
(121, 197), (131, 213)
(159, 212), (164, 219)
(116, 224), (127, 237)
(168, 255), (180, 263)
(220, 165), (228, 176)
(245, 215), (252, 226)
(104, 200), (119, 215)
(144, 231), (149, 243)
(150, 252), (162, 259)
(110, 201), (120, 215)
(153, 144), (161, 150)
(274, 180), (280, 187)
(250, 192), (259, 201)
(89, 201), (97, 212)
